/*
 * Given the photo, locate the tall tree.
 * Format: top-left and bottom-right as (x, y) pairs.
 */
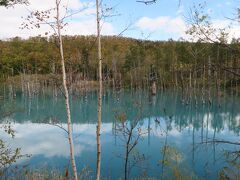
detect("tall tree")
(96, 0), (102, 179)
(55, 1), (78, 179)
(21, 1), (79, 179)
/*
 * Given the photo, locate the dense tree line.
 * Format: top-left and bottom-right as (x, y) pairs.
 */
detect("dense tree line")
(0, 35), (239, 91)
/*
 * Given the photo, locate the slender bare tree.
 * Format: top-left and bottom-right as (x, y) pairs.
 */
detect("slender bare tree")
(96, 0), (102, 179)
(55, 0), (78, 179)
(22, 1), (79, 179)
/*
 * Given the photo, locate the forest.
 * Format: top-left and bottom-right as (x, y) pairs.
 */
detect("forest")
(1, 35), (239, 91)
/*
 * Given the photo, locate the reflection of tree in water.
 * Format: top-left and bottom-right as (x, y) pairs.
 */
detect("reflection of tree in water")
(1, 90), (239, 136)
(157, 108), (197, 179)
(199, 139), (240, 179)
(185, 102), (240, 179)
(151, 97), (239, 179)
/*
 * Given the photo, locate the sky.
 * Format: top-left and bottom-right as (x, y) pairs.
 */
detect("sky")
(0, 0), (239, 41)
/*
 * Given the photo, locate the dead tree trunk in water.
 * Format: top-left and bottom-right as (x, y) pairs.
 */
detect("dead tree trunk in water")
(56, 0), (78, 179)
(96, 0), (102, 179)
(202, 61), (206, 104)
(151, 81), (156, 95)
(208, 56), (212, 105)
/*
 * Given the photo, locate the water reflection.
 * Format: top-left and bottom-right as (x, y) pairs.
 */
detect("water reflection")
(1, 90), (239, 134)
(0, 89), (239, 179)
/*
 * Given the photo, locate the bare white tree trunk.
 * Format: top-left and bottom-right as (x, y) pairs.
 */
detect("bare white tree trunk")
(96, 0), (102, 179)
(56, 0), (78, 179)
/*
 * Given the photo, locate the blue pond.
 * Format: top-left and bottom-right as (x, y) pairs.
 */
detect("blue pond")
(0, 89), (239, 179)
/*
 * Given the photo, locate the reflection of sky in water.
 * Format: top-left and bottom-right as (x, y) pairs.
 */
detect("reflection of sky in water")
(0, 90), (239, 179)
(1, 115), (239, 179)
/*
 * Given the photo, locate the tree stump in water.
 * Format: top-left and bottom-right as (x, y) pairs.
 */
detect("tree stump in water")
(151, 81), (157, 95)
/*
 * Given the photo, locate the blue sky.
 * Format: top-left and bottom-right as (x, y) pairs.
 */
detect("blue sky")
(101, 0), (238, 40)
(0, 0), (239, 40)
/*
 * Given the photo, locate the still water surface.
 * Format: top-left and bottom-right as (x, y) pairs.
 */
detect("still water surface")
(0, 89), (239, 179)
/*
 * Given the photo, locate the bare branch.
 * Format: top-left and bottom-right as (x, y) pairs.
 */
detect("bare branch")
(136, 0), (157, 5)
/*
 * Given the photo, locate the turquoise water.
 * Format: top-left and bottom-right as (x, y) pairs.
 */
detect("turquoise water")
(0, 89), (239, 179)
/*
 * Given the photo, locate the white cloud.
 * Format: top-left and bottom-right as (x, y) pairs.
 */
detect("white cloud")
(65, 20), (114, 36)
(0, 0), (114, 39)
(215, 20), (240, 39)
(0, 122), (113, 158)
(136, 16), (187, 37)
(136, 16), (169, 31)
(135, 15), (240, 42)
(204, 19), (240, 42)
